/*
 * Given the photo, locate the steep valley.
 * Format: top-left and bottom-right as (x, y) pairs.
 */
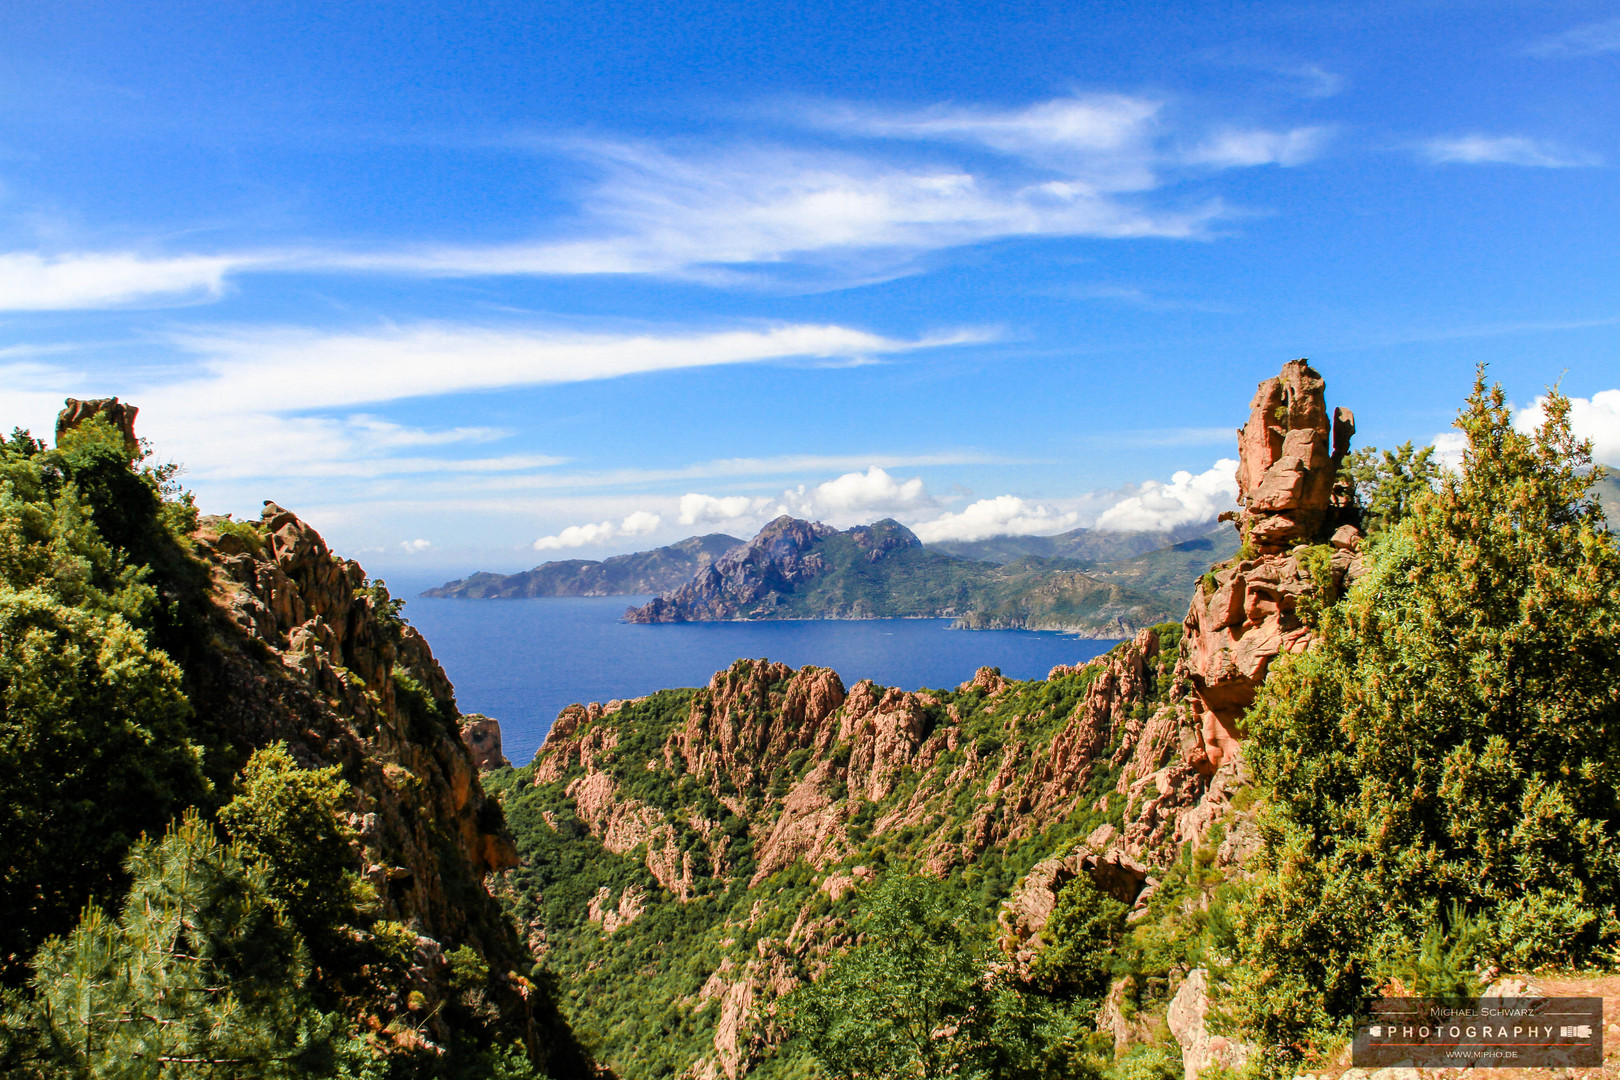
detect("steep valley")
(484, 360), (1374, 1080)
(12, 357), (1617, 1080)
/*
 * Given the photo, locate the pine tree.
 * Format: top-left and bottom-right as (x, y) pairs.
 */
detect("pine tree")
(18, 810), (345, 1079)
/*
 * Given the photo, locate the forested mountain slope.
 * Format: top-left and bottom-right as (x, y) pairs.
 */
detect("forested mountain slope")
(0, 400), (594, 1079)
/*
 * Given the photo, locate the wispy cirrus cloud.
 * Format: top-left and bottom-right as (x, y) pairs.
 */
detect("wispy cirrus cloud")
(0, 321), (984, 492)
(0, 93), (1337, 308)
(1525, 17), (1620, 58)
(805, 95), (1166, 187)
(1183, 126), (1329, 168)
(0, 251), (247, 311)
(805, 95), (1329, 176)
(160, 320), (980, 415)
(329, 139), (1224, 287)
(342, 98), (1326, 283)
(1421, 134), (1600, 168)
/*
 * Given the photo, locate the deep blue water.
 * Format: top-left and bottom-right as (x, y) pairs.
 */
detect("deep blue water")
(393, 586), (1121, 765)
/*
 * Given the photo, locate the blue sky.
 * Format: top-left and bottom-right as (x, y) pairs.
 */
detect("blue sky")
(1, 0), (1617, 574)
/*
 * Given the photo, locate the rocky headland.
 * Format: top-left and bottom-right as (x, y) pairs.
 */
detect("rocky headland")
(623, 516), (1179, 635)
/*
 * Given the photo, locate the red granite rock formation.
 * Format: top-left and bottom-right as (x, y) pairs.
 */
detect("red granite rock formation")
(459, 713), (511, 770)
(1179, 360), (1363, 774)
(1233, 359), (1354, 552)
(55, 396), (140, 458)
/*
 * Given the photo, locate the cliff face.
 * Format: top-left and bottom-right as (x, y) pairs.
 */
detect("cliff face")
(185, 502), (592, 1074)
(626, 517), (842, 622)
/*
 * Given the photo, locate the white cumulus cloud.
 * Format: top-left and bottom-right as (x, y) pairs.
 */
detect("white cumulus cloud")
(910, 495), (1079, 543)
(620, 509), (663, 536)
(678, 493), (763, 525)
(1094, 459), (1239, 532)
(778, 466), (933, 523)
(534, 511), (664, 551)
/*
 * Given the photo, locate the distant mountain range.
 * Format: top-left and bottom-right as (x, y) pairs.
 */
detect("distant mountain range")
(425, 517), (1240, 635)
(624, 516), (1203, 636)
(1596, 471), (1620, 522)
(423, 533), (742, 597)
(929, 520), (1225, 565)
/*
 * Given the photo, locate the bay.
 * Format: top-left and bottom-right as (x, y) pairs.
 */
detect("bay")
(395, 586), (1122, 765)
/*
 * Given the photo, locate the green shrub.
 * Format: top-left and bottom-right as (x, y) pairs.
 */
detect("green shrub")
(0, 587), (205, 983)
(1225, 374), (1620, 1063)
(1031, 878), (1129, 1004)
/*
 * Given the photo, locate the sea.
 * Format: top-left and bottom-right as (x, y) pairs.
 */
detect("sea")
(386, 583), (1122, 765)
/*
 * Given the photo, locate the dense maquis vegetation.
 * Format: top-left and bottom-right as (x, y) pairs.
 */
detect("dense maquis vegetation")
(494, 374), (1619, 1080)
(0, 419), (584, 1078)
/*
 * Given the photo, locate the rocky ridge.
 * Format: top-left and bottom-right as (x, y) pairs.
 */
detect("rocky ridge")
(189, 501), (592, 1070)
(500, 359), (1359, 1080)
(39, 398), (596, 1074)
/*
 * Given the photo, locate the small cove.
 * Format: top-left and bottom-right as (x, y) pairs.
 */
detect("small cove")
(394, 588), (1123, 764)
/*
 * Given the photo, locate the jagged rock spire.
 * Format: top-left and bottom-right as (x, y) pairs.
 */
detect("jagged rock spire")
(1233, 359), (1354, 552)
(1180, 359), (1364, 775)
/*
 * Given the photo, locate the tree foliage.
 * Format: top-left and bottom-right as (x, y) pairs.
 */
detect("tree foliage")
(1343, 440), (1443, 537)
(783, 876), (997, 1080)
(0, 587), (206, 982)
(0, 423), (213, 983)
(2, 810), (348, 1080)
(1029, 878), (1128, 1005)
(1225, 374), (1620, 1064)
(220, 745), (358, 960)
(782, 875), (1103, 1080)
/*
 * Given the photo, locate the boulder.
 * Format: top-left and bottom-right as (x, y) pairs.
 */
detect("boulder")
(459, 714), (510, 771)
(1168, 968), (1252, 1080)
